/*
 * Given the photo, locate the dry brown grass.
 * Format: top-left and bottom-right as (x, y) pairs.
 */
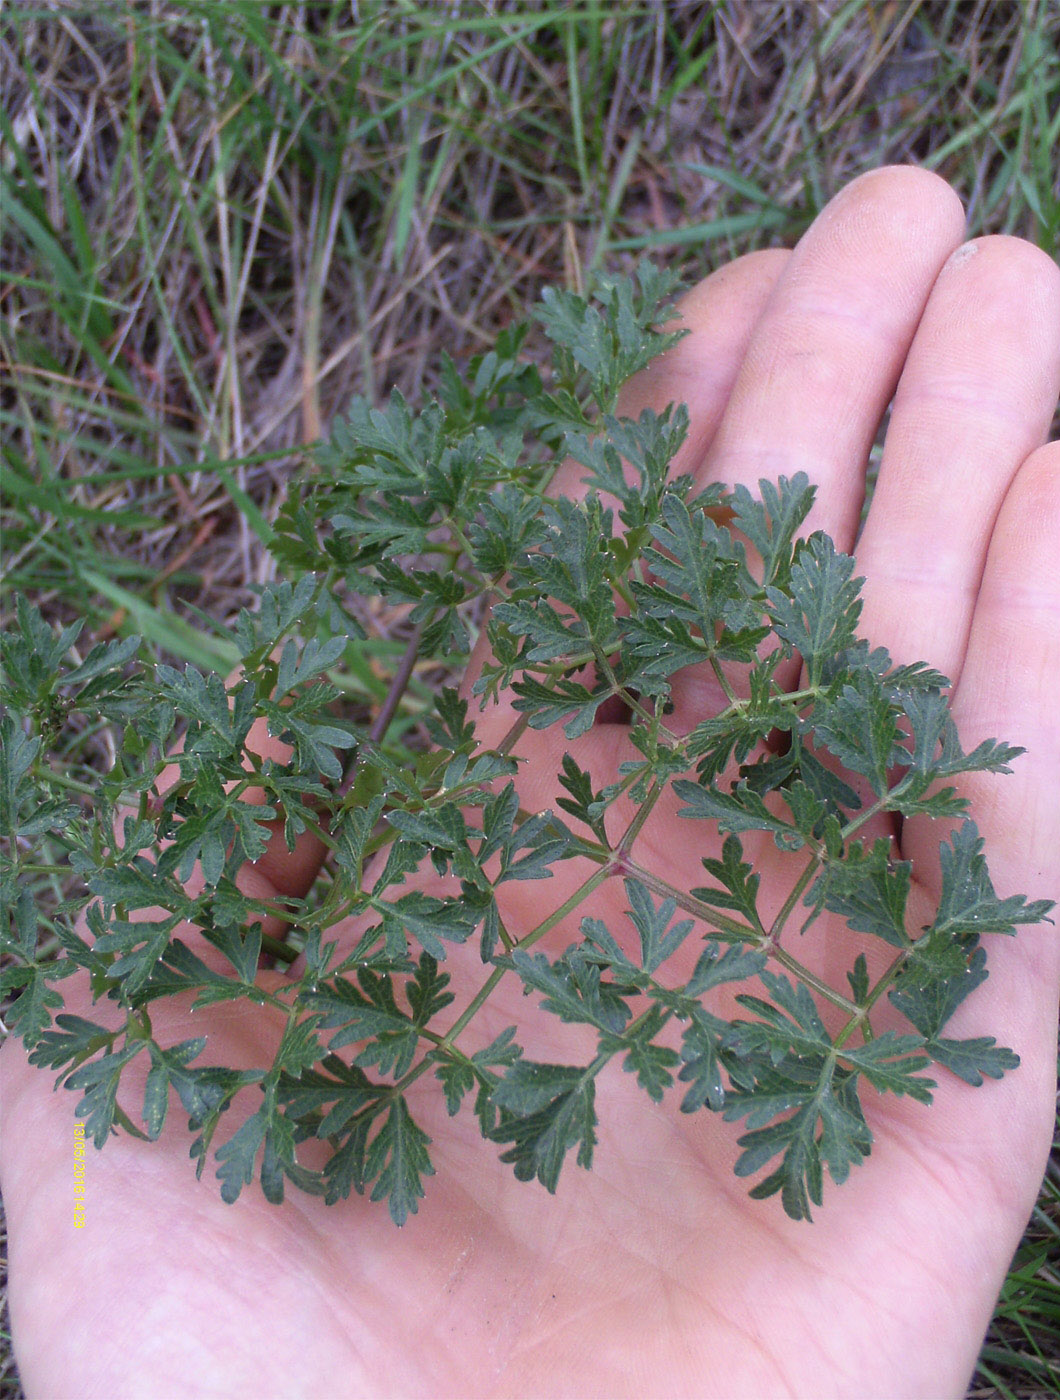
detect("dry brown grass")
(3, 1), (1057, 637)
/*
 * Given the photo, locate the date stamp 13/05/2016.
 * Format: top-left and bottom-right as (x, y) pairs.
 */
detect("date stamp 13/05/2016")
(73, 1121), (85, 1228)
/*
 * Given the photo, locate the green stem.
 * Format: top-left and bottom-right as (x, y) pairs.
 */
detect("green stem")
(594, 650), (657, 730)
(611, 574), (637, 611)
(392, 864), (616, 1095)
(262, 933), (299, 964)
(35, 765), (98, 797)
(839, 791), (898, 842)
(496, 712), (530, 757)
(766, 850), (821, 945)
(431, 966), (507, 1054)
(622, 857), (857, 1014)
(620, 859), (759, 942)
(443, 516), (476, 562)
(833, 947), (911, 1048)
(518, 864), (613, 950)
(770, 945), (861, 1016)
(709, 654), (740, 708)
(616, 777), (665, 855)
(493, 909), (516, 955)
(5, 863), (71, 875)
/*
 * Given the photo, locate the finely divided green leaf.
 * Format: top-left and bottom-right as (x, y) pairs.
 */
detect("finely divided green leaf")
(765, 534), (862, 683)
(490, 1060), (598, 1193)
(808, 840), (912, 947)
(366, 1096), (435, 1226)
(692, 834), (763, 928)
(888, 937), (988, 1040)
(730, 474), (815, 587)
(624, 878), (695, 974)
(932, 821), (1053, 939)
(812, 671), (902, 797)
(922, 1036), (1019, 1086)
(674, 778), (803, 849)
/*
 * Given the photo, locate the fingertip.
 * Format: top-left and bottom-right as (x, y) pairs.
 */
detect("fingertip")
(942, 438), (1060, 877)
(675, 246), (791, 319)
(939, 235), (1060, 352)
(791, 166), (966, 300)
(830, 164), (966, 240)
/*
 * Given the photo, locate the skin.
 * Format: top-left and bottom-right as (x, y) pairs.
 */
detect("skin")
(2, 166), (1060, 1399)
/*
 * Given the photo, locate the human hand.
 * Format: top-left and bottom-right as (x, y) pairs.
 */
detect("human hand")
(3, 165), (1059, 1399)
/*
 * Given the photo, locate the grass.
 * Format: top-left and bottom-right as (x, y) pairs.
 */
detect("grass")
(1, 2), (1059, 1395)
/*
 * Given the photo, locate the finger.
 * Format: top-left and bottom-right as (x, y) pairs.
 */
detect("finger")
(906, 439), (1060, 950)
(856, 236), (1060, 686)
(898, 441), (1060, 1198)
(697, 167), (966, 546)
(665, 167), (966, 725)
(466, 247), (791, 756)
(810, 235), (1060, 860)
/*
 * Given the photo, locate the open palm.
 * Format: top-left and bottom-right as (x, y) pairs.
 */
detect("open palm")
(3, 167), (1059, 1399)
